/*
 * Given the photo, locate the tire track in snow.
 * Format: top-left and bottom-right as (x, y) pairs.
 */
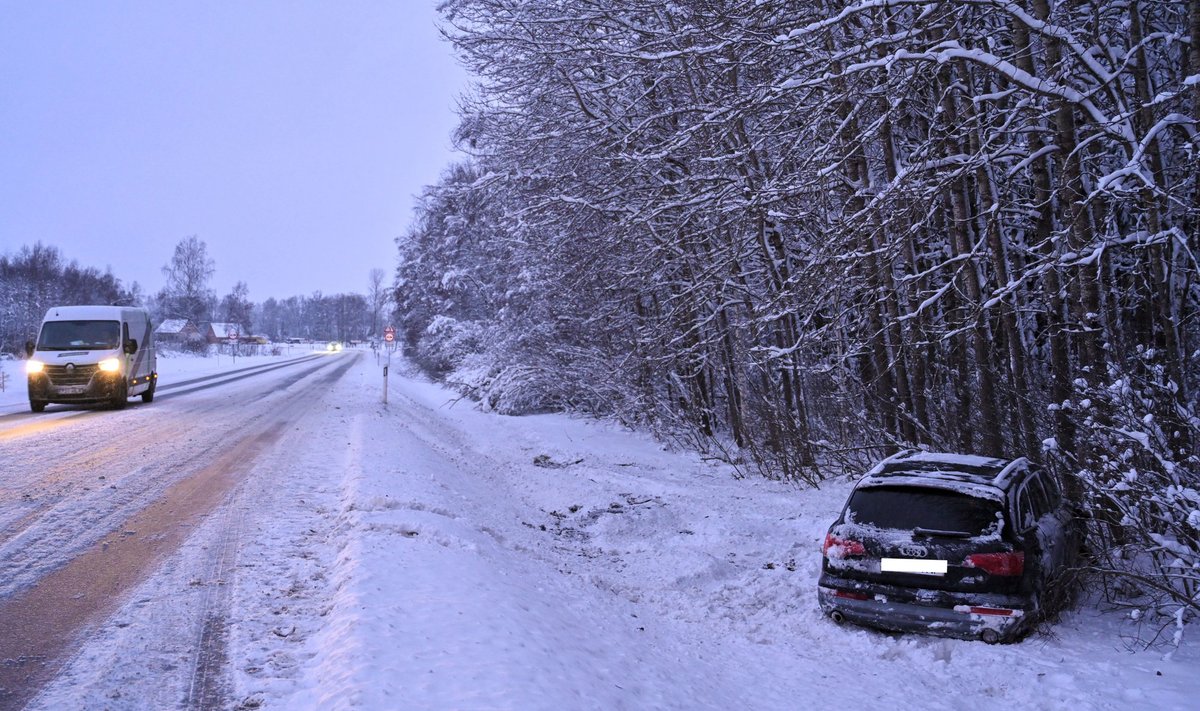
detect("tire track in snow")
(183, 354), (359, 711)
(0, 420), (288, 710)
(184, 487), (249, 711)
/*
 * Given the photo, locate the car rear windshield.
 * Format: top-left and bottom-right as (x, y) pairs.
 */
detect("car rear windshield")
(37, 320), (120, 350)
(844, 486), (1002, 537)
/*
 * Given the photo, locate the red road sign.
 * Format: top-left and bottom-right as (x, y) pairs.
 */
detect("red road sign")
(384, 326), (395, 343)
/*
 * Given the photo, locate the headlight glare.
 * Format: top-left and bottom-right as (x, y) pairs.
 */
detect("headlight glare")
(26, 360), (45, 374)
(98, 357), (122, 373)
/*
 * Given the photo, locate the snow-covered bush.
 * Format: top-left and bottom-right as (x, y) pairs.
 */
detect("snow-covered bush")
(448, 359), (563, 415)
(1064, 353), (1200, 646)
(414, 315), (486, 376)
(445, 333), (637, 418)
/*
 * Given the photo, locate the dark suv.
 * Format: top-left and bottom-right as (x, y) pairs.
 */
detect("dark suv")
(818, 451), (1083, 643)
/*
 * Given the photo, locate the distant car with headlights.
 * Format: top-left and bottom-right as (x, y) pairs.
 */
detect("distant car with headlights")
(818, 451), (1083, 643)
(327, 341), (343, 352)
(25, 305), (157, 412)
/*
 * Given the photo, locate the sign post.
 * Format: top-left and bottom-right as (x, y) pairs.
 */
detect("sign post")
(382, 326), (395, 404)
(227, 329), (239, 365)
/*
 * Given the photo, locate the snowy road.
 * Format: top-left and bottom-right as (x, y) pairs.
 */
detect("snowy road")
(0, 352), (355, 708)
(0, 352), (1195, 710)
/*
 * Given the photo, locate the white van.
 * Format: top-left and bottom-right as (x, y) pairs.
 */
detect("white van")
(24, 305), (158, 412)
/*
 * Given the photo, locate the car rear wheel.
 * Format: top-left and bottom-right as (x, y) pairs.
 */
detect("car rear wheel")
(141, 379), (156, 403)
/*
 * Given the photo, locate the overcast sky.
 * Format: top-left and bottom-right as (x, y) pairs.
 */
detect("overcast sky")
(0, 1), (468, 302)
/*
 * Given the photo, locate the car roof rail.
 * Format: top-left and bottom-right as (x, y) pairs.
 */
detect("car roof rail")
(992, 457), (1029, 488)
(864, 448), (920, 475)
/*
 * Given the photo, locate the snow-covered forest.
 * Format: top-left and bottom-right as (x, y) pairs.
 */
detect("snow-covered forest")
(396, 1), (1200, 630)
(0, 243), (139, 355)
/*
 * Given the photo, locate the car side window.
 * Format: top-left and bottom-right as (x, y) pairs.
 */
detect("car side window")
(1016, 486), (1036, 531)
(1026, 476), (1051, 520)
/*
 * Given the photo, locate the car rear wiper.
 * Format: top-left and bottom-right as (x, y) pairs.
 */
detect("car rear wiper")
(912, 527), (972, 539)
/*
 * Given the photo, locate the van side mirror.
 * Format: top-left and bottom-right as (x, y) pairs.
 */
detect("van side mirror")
(25, 340), (35, 357)
(124, 338), (138, 355)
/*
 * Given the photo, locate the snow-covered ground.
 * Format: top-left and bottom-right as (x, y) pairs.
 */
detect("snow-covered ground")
(17, 353), (1199, 709)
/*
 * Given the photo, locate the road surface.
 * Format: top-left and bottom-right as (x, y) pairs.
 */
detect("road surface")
(0, 351), (356, 709)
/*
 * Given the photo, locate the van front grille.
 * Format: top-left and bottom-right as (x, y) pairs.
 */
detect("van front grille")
(45, 364), (98, 387)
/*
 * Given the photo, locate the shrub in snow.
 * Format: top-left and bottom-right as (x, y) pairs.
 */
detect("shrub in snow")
(453, 361), (565, 415)
(1063, 357), (1199, 647)
(415, 316), (486, 376)
(445, 343), (632, 418)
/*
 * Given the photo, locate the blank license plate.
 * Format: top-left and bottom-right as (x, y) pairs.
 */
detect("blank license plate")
(57, 386), (86, 394)
(881, 558), (948, 576)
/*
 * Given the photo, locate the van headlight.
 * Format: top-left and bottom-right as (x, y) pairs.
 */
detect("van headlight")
(26, 360), (45, 374)
(98, 357), (122, 373)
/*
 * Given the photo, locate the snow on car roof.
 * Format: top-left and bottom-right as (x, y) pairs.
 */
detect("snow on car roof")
(857, 450), (1018, 500)
(855, 474), (1006, 501)
(888, 451), (1008, 469)
(43, 305), (145, 321)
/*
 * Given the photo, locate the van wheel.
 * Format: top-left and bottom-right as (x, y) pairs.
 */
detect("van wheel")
(30, 399), (46, 413)
(142, 380), (156, 403)
(111, 381), (128, 410)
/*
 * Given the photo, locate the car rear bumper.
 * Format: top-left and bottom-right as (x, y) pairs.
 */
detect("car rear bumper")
(817, 578), (1033, 642)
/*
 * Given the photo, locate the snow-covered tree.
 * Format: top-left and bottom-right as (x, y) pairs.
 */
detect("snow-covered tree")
(158, 235), (217, 324)
(411, 0), (1199, 635)
(0, 243), (137, 353)
(220, 281), (253, 335)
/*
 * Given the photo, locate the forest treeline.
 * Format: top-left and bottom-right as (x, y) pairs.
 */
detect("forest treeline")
(0, 239), (388, 349)
(0, 243), (139, 354)
(147, 236), (388, 344)
(397, 1), (1200, 624)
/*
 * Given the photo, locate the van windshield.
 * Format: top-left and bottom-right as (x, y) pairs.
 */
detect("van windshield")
(37, 320), (121, 350)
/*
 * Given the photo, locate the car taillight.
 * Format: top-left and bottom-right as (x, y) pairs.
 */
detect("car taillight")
(823, 533), (866, 559)
(969, 606), (1015, 616)
(964, 551), (1024, 576)
(834, 589), (870, 601)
